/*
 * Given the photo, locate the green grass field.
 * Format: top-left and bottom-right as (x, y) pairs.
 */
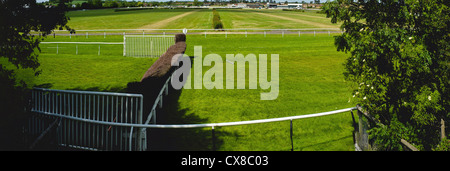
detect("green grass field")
(5, 8), (357, 150)
(65, 8), (339, 30)
(218, 9), (340, 29)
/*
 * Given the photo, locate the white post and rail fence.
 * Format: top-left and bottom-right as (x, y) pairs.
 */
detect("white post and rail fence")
(35, 28), (342, 37)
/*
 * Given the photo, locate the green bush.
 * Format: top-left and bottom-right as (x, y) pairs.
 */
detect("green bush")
(212, 9), (223, 30)
(323, 0), (449, 150)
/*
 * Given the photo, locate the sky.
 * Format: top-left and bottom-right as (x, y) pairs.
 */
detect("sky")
(36, 0), (330, 3)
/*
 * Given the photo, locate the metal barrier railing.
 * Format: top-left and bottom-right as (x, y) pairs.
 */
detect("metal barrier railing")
(28, 88), (145, 151)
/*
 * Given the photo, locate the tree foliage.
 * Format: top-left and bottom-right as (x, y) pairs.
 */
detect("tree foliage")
(0, 0), (72, 149)
(0, 0), (74, 71)
(323, 0), (449, 150)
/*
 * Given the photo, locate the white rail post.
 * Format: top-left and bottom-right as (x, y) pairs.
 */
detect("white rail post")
(123, 36), (126, 56)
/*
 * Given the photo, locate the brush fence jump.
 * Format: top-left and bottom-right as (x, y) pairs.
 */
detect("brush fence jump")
(123, 35), (175, 57)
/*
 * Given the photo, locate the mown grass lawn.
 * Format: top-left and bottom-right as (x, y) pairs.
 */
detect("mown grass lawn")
(218, 9), (339, 29)
(176, 34), (355, 151)
(64, 8), (338, 30)
(66, 8), (205, 29)
(12, 33), (358, 151)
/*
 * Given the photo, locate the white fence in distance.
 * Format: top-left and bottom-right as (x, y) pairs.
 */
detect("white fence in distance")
(42, 28), (342, 37)
(123, 35), (175, 57)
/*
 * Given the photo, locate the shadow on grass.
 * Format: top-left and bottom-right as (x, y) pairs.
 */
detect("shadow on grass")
(295, 135), (353, 151)
(144, 85), (231, 151)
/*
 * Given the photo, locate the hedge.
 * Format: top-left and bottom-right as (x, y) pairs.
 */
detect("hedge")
(212, 9), (223, 30)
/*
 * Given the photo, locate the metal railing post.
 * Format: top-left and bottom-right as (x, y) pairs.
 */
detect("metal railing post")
(290, 119), (293, 151)
(212, 126), (216, 151)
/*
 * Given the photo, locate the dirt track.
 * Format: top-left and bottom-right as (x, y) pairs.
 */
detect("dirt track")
(138, 10), (199, 29)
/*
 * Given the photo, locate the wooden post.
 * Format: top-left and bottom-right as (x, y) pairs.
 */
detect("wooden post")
(357, 106), (369, 150)
(29, 118), (60, 149)
(442, 119), (446, 141)
(401, 139), (419, 151)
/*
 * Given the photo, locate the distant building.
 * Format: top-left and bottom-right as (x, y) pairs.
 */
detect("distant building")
(276, 3), (303, 9)
(287, 3), (303, 9)
(277, 5), (288, 9)
(247, 3), (264, 9)
(227, 3), (247, 8)
(227, 3), (237, 8)
(266, 3), (277, 9)
(237, 3), (247, 8)
(265, 3), (302, 9)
